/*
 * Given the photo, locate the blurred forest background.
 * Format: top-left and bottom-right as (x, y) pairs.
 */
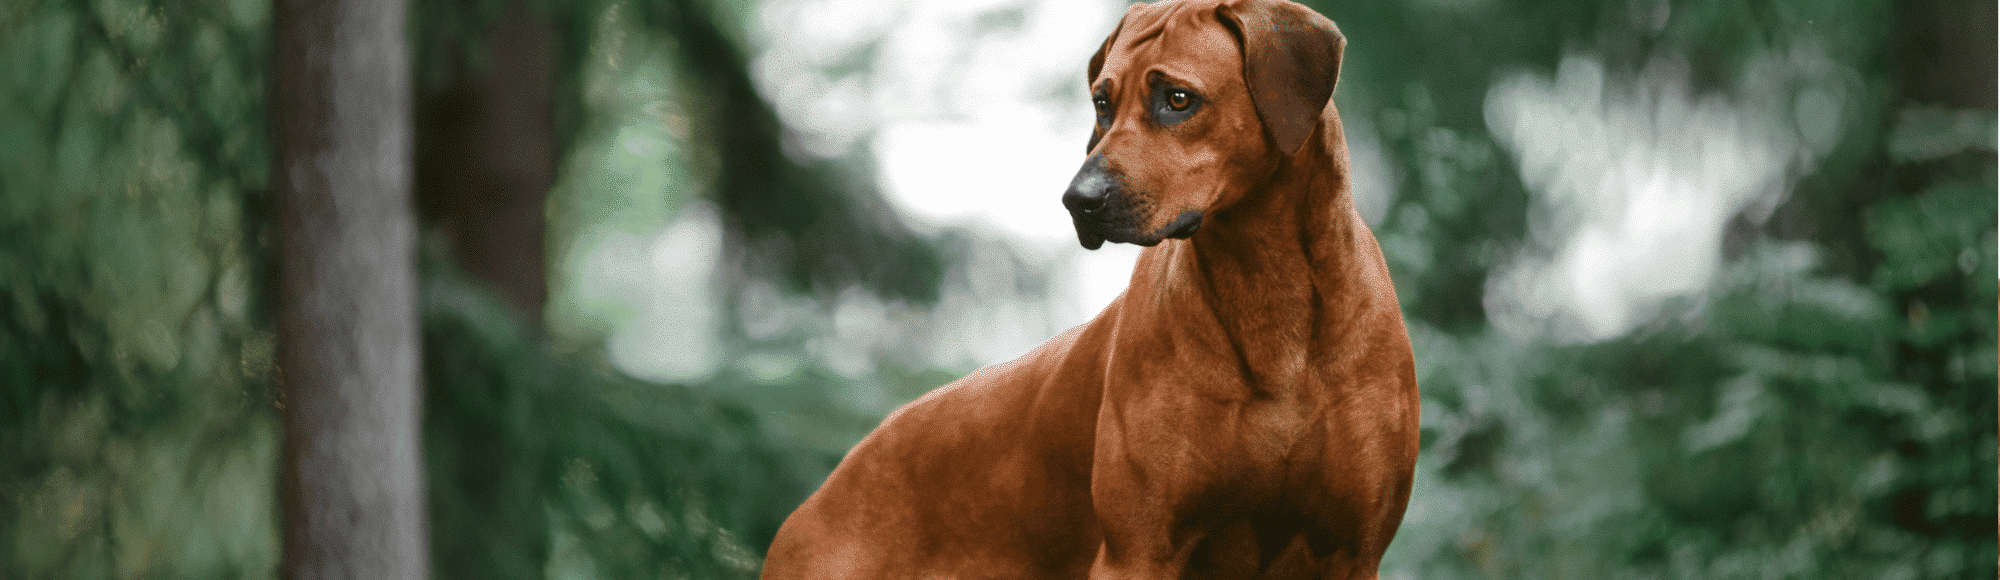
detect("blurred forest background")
(0, 0), (1994, 577)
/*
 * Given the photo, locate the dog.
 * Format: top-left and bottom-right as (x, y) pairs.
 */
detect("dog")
(762, 0), (1419, 577)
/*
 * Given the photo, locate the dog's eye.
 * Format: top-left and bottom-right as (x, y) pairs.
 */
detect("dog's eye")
(1093, 97), (1112, 118)
(1147, 82), (1199, 125)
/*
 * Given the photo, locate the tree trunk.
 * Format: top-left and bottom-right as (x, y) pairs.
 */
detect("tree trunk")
(271, 0), (429, 576)
(415, 0), (555, 322)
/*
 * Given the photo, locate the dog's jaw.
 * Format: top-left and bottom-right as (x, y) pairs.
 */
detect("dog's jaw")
(1077, 228), (1106, 250)
(1163, 210), (1203, 239)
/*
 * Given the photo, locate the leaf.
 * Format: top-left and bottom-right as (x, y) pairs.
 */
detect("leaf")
(1867, 181), (1995, 292)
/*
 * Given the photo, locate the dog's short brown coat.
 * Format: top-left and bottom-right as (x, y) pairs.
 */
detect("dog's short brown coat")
(763, 1), (1419, 577)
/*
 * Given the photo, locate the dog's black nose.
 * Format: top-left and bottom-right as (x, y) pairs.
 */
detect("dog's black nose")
(1063, 157), (1111, 213)
(1063, 184), (1105, 213)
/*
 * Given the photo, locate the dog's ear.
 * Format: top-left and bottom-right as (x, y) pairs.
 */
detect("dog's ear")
(1086, 5), (1137, 152)
(1216, 0), (1344, 156)
(1088, 4), (1141, 84)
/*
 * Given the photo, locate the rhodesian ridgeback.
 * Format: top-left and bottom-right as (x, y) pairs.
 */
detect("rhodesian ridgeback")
(762, 0), (1419, 577)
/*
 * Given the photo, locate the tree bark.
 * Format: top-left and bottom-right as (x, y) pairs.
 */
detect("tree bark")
(271, 0), (429, 576)
(415, 0), (555, 322)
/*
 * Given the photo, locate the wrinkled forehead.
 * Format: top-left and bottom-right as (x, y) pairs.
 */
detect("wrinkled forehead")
(1094, 1), (1243, 90)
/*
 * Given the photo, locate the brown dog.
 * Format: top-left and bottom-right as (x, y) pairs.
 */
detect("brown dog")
(761, 0), (1419, 577)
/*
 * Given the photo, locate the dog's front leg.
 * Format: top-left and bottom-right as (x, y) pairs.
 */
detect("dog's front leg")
(1084, 385), (1274, 580)
(1086, 424), (1203, 580)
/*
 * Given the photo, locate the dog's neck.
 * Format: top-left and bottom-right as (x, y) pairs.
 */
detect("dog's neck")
(1121, 112), (1401, 396)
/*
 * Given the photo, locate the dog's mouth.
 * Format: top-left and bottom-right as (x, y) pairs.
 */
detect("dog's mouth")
(1077, 228), (1106, 251)
(1069, 208), (1139, 250)
(1163, 210), (1203, 239)
(1070, 209), (1203, 250)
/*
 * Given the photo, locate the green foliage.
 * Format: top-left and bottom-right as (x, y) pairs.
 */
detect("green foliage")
(422, 255), (835, 580)
(1869, 181), (1993, 293)
(1339, 0), (1996, 577)
(0, 0), (276, 577)
(5, 0), (863, 577)
(412, 0), (950, 306)
(1394, 233), (1994, 578)
(626, 0), (950, 304)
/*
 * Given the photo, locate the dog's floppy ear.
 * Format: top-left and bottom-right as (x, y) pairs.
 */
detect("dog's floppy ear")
(1215, 0), (1344, 156)
(1086, 5), (1137, 152)
(1087, 4), (1140, 84)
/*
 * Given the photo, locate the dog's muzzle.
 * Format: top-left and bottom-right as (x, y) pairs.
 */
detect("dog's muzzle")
(1062, 156), (1202, 250)
(1062, 156), (1118, 250)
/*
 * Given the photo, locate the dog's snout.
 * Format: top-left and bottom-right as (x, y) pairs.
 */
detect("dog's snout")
(1063, 184), (1105, 213)
(1063, 157), (1112, 213)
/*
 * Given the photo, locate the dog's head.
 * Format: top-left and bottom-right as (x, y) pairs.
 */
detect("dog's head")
(1063, 0), (1344, 250)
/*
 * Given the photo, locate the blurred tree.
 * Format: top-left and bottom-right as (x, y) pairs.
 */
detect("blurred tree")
(409, 0), (966, 577)
(1, 0), (940, 574)
(624, 0), (948, 305)
(414, 0), (557, 323)
(409, 0), (949, 319)
(269, 0), (428, 577)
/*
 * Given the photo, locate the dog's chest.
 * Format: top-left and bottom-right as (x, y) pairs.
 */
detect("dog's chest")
(1109, 332), (1331, 453)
